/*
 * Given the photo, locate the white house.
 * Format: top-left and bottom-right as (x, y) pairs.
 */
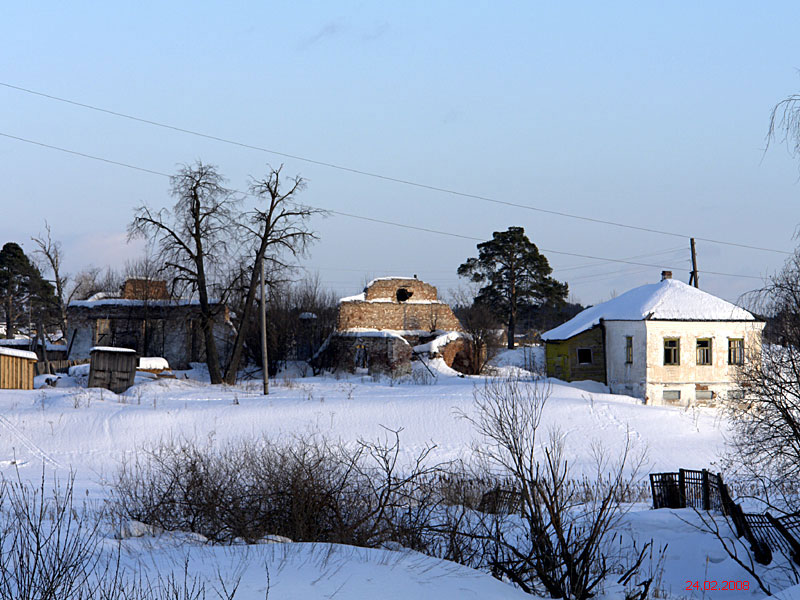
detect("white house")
(541, 272), (764, 406)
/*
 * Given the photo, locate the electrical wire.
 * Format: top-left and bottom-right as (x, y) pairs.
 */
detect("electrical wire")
(0, 81), (790, 255)
(0, 130), (767, 281)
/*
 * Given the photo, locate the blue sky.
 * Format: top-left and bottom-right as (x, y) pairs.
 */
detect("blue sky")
(3, 2), (800, 306)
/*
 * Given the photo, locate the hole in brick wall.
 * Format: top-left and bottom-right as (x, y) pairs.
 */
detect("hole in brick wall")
(396, 288), (413, 302)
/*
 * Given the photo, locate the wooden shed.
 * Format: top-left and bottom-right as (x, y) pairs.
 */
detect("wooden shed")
(88, 347), (137, 393)
(0, 347), (38, 390)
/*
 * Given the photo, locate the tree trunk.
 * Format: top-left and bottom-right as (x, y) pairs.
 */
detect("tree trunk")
(223, 243), (268, 385)
(508, 308), (516, 350)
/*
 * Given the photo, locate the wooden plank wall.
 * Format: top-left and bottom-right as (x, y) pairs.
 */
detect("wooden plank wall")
(0, 355), (35, 390)
(89, 351), (137, 393)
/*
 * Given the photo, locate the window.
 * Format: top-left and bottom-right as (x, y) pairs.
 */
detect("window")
(696, 390), (714, 401)
(696, 339), (712, 365)
(95, 318), (111, 345)
(663, 338), (680, 365)
(728, 338), (744, 365)
(577, 348), (592, 364)
(625, 336), (633, 364)
(663, 390), (681, 401)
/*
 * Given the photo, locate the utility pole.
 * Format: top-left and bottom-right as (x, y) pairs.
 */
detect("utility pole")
(689, 238), (699, 288)
(260, 256), (269, 395)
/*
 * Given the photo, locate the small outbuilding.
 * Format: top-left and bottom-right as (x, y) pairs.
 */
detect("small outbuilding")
(88, 347), (137, 393)
(0, 347), (38, 390)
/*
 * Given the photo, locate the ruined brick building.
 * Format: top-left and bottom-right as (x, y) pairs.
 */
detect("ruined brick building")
(66, 278), (233, 369)
(313, 277), (478, 375)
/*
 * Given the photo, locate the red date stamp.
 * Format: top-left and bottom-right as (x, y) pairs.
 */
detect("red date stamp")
(686, 581), (749, 591)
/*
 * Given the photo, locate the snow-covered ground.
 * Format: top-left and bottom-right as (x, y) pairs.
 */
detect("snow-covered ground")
(0, 348), (789, 598)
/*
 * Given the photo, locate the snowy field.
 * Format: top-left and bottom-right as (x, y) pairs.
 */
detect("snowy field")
(0, 349), (792, 598)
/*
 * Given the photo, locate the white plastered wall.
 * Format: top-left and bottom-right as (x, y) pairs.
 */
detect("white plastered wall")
(643, 320), (764, 406)
(603, 320), (648, 400)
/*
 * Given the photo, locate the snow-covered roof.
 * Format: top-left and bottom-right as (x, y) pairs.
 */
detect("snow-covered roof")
(0, 347), (38, 361)
(0, 338), (65, 351)
(70, 298), (219, 308)
(338, 292), (366, 303)
(365, 276), (418, 287)
(413, 331), (468, 354)
(91, 346), (137, 354)
(541, 279), (757, 341)
(138, 357), (170, 370)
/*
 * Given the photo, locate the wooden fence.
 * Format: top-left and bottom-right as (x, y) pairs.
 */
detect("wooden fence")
(34, 359), (89, 376)
(650, 468), (800, 566)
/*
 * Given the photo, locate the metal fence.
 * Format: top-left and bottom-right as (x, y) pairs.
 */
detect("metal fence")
(650, 468), (800, 566)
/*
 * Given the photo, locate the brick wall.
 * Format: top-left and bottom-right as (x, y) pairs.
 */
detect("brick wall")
(365, 278), (438, 301)
(337, 302), (463, 332)
(338, 277), (463, 332)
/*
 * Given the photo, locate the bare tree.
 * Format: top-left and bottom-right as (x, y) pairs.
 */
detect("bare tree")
(451, 286), (501, 375)
(68, 266), (123, 302)
(768, 94), (800, 160)
(130, 161), (237, 384)
(223, 165), (322, 384)
(30, 222), (68, 338)
(726, 248), (800, 509)
(461, 377), (648, 599)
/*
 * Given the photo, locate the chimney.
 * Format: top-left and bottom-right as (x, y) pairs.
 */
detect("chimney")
(661, 270), (672, 281)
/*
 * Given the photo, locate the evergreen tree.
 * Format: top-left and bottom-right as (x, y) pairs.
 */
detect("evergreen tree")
(458, 227), (567, 349)
(0, 242), (57, 338)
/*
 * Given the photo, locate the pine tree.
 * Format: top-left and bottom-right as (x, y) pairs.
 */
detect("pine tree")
(458, 227), (567, 349)
(0, 242), (57, 338)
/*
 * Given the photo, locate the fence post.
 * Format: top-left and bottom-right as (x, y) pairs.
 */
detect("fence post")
(701, 469), (710, 511)
(766, 512), (800, 565)
(678, 469), (686, 508)
(649, 474), (659, 509)
(718, 474), (733, 516)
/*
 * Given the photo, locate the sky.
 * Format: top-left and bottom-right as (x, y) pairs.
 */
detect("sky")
(3, 2), (800, 308)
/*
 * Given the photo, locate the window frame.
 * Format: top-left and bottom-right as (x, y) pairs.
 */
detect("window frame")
(696, 338), (712, 366)
(576, 348), (593, 365)
(663, 338), (680, 366)
(625, 336), (633, 364)
(728, 338), (744, 365)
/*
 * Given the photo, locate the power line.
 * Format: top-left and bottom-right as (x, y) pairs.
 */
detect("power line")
(1, 80), (791, 256)
(0, 130), (766, 281)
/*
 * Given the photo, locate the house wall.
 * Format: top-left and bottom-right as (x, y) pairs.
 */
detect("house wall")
(544, 326), (605, 384)
(643, 320), (764, 406)
(603, 320), (648, 399)
(66, 304), (232, 369)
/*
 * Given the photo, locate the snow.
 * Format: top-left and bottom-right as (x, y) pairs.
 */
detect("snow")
(542, 278), (757, 341)
(338, 292), (444, 305)
(339, 291), (366, 303)
(70, 298), (217, 308)
(0, 338), (64, 351)
(298, 311), (318, 319)
(414, 331), (467, 354)
(0, 347), (38, 360)
(365, 276), (419, 287)
(336, 329), (411, 341)
(0, 346), (791, 597)
(138, 357), (170, 370)
(339, 327), (437, 338)
(90, 346), (136, 353)
(68, 363), (90, 376)
(106, 538), (531, 599)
